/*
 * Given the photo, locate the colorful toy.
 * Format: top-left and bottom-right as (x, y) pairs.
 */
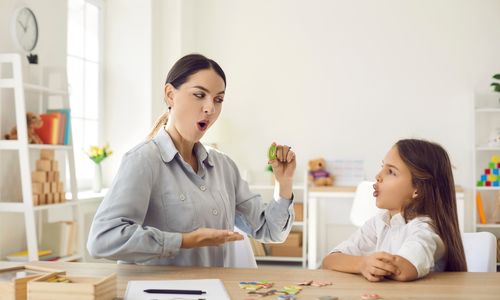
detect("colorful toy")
(268, 143), (277, 160)
(308, 158), (334, 186)
(4, 112), (44, 144)
(477, 155), (500, 187)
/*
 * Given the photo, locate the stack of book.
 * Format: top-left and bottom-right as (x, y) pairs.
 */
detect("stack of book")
(34, 109), (71, 145)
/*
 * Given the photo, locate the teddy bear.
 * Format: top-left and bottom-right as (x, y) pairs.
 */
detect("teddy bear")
(4, 112), (44, 144)
(308, 158), (334, 186)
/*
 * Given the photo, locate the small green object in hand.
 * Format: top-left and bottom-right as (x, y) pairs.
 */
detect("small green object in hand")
(268, 144), (277, 160)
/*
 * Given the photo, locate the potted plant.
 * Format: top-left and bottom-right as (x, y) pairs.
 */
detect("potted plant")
(491, 74), (500, 105)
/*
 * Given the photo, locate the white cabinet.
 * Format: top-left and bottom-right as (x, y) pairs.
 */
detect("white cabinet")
(0, 53), (81, 262)
(473, 91), (500, 268)
(248, 184), (307, 267)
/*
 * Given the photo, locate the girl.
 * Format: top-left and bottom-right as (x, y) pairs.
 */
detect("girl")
(322, 139), (467, 281)
(87, 54), (297, 267)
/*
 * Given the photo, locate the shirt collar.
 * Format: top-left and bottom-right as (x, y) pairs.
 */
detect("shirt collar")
(381, 211), (406, 227)
(152, 127), (214, 167)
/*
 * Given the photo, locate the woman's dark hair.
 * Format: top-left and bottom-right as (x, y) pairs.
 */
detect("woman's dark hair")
(147, 54), (226, 139)
(396, 139), (467, 272)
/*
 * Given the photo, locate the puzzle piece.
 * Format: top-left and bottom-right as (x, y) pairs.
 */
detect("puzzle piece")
(278, 285), (302, 295)
(239, 280), (274, 291)
(361, 293), (382, 300)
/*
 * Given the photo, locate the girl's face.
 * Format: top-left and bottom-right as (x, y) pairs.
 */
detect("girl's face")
(166, 69), (225, 143)
(373, 146), (417, 216)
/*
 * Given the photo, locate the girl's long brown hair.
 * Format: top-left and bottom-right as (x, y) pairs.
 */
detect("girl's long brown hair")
(396, 139), (467, 272)
(147, 54), (226, 140)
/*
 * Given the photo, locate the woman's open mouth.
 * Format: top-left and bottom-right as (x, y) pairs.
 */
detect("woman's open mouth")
(197, 120), (209, 131)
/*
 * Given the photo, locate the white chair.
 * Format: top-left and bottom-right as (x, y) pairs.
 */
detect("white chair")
(462, 232), (497, 272)
(228, 226), (257, 268)
(350, 181), (384, 227)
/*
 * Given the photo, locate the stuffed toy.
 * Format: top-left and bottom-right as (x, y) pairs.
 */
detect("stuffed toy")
(308, 158), (334, 186)
(4, 112), (44, 144)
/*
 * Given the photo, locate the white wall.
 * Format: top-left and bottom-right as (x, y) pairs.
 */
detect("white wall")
(162, 0), (500, 230)
(0, 0), (68, 258)
(102, 0), (500, 233)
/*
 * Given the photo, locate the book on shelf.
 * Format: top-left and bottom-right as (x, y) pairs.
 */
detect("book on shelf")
(47, 108), (71, 145)
(5, 249), (52, 262)
(476, 191), (487, 224)
(34, 110), (71, 145)
(59, 221), (77, 257)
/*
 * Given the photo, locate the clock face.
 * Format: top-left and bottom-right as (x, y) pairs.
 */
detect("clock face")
(14, 7), (38, 52)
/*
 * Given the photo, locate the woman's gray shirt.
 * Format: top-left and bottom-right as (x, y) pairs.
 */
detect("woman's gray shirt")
(87, 129), (294, 267)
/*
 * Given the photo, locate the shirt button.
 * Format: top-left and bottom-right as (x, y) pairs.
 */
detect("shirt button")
(179, 194), (186, 201)
(200, 185), (207, 191)
(212, 209), (218, 216)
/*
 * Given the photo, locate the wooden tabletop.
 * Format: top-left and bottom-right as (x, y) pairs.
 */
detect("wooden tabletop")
(2, 261), (497, 299)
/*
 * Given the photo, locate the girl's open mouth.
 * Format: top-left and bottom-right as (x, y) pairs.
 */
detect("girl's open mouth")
(197, 120), (209, 131)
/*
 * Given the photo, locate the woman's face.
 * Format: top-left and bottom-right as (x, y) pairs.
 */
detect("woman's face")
(166, 69), (225, 143)
(373, 146), (417, 216)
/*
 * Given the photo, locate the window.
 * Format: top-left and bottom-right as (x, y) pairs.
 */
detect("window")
(67, 0), (103, 190)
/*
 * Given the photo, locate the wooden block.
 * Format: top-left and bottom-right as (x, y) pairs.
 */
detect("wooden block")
(36, 160), (52, 172)
(32, 194), (39, 206)
(282, 231), (302, 247)
(31, 171), (46, 183)
(28, 273), (116, 300)
(45, 194), (54, 205)
(58, 182), (65, 193)
(51, 160), (58, 172)
(0, 265), (63, 300)
(50, 182), (58, 193)
(269, 244), (302, 257)
(53, 193), (60, 203)
(46, 172), (54, 182)
(294, 203), (303, 221)
(31, 182), (42, 195)
(42, 183), (51, 195)
(53, 171), (60, 182)
(40, 149), (55, 160)
(59, 193), (66, 203)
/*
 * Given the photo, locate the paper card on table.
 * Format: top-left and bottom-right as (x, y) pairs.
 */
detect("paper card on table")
(124, 279), (230, 300)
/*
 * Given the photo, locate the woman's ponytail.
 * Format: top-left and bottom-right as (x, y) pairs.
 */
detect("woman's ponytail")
(147, 112), (168, 140)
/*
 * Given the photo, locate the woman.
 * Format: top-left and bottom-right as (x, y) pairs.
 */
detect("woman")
(87, 54), (297, 267)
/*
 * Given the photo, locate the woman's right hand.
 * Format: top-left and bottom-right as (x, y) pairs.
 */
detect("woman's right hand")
(358, 252), (400, 282)
(181, 228), (244, 248)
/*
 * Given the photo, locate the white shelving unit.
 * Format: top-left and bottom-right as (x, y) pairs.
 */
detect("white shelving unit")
(248, 182), (307, 268)
(0, 53), (82, 262)
(472, 91), (500, 268)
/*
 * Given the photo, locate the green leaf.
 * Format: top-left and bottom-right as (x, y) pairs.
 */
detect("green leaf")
(493, 74), (500, 80)
(491, 83), (500, 92)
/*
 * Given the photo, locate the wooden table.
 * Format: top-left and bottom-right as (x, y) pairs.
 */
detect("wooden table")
(2, 261), (499, 299)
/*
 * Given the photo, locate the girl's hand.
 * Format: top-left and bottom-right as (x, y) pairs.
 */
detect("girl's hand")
(359, 252), (400, 282)
(181, 228), (244, 248)
(268, 143), (296, 199)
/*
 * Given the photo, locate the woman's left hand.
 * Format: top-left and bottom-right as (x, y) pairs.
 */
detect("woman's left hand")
(268, 143), (296, 199)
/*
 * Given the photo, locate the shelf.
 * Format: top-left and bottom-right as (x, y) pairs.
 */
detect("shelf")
(255, 256), (303, 262)
(0, 78), (15, 88)
(476, 224), (500, 228)
(0, 201), (79, 213)
(475, 108), (500, 113)
(0, 141), (72, 151)
(476, 187), (500, 191)
(29, 144), (73, 150)
(476, 146), (500, 151)
(23, 83), (68, 95)
(0, 140), (21, 150)
(292, 221), (304, 226)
